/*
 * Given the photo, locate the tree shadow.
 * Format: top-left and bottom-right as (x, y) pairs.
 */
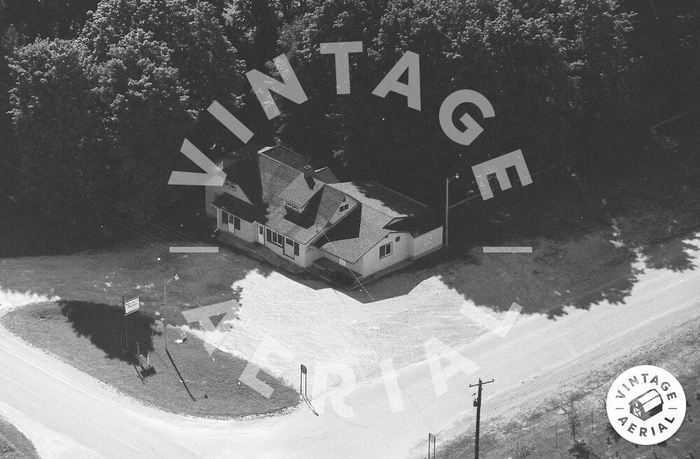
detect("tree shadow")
(59, 300), (158, 365)
(331, 170), (700, 321)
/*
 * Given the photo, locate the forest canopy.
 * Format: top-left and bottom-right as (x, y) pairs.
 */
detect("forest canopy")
(0, 0), (697, 237)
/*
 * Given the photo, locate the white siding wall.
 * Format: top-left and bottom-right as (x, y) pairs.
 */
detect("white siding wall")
(216, 209), (257, 243)
(320, 252), (364, 275)
(260, 226), (308, 268)
(304, 244), (325, 267)
(205, 186), (218, 218)
(361, 232), (410, 277)
(412, 226), (443, 258)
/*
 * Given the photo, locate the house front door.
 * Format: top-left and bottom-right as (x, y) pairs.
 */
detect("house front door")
(226, 213), (235, 234)
(284, 238), (295, 259)
(257, 225), (265, 244)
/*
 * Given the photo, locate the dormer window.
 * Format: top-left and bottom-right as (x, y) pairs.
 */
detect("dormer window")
(224, 180), (237, 192)
(286, 201), (301, 212)
(339, 203), (350, 213)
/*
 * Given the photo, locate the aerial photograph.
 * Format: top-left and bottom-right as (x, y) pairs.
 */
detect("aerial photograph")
(0, 0), (698, 457)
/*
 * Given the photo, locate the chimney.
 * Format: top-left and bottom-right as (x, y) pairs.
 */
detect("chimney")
(303, 165), (315, 189)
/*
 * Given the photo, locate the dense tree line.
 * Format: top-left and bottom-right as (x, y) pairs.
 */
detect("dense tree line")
(0, 0), (697, 239)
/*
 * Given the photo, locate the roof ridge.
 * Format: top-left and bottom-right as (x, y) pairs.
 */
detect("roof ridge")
(258, 145), (315, 176)
(258, 151), (306, 176)
(367, 180), (428, 209)
(328, 181), (426, 220)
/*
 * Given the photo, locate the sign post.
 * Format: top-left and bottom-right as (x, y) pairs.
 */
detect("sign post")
(427, 433), (436, 459)
(300, 364), (308, 399)
(123, 296), (140, 352)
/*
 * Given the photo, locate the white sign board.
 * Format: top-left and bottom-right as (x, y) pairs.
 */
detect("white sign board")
(124, 297), (140, 316)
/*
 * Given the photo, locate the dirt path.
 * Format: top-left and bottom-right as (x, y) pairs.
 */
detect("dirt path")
(0, 239), (698, 458)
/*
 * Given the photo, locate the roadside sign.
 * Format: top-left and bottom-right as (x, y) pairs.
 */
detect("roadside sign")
(124, 297), (140, 316)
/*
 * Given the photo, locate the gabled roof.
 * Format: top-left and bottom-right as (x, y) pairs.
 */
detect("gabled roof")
(259, 145), (312, 172)
(264, 185), (354, 244)
(277, 173), (324, 207)
(316, 181), (439, 262)
(328, 181), (427, 219)
(313, 167), (339, 184)
(213, 146), (439, 254)
(223, 156), (262, 204)
(258, 154), (302, 203)
(212, 193), (266, 223)
(316, 205), (394, 263)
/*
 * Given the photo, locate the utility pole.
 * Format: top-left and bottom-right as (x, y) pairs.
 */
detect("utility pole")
(469, 378), (494, 459)
(444, 173), (459, 247)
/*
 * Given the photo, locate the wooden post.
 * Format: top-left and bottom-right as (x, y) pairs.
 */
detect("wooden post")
(300, 364), (308, 399)
(122, 296), (128, 351)
(444, 178), (450, 247)
(427, 433), (436, 459)
(163, 280), (168, 352)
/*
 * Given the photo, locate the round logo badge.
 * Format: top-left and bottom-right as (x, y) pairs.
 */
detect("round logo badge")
(606, 365), (686, 445)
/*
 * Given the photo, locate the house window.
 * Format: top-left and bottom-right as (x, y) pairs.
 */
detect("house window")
(395, 236), (401, 242)
(266, 228), (284, 247)
(339, 203), (350, 213)
(294, 242), (300, 256)
(285, 201), (300, 212)
(224, 181), (237, 192)
(224, 212), (241, 230)
(380, 242), (392, 258)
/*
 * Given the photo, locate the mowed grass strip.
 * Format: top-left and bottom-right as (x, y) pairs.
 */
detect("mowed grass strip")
(2, 301), (299, 418)
(0, 417), (39, 459)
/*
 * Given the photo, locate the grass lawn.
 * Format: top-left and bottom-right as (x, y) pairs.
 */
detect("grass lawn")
(0, 417), (38, 459)
(0, 240), (299, 418)
(2, 300), (299, 418)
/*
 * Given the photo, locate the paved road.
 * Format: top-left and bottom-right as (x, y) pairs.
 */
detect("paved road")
(1, 246), (699, 458)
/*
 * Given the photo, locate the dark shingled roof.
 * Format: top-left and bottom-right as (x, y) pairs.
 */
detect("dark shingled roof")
(213, 146), (439, 256)
(212, 193), (266, 223)
(258, 145), (312, 172)
(265, 185), (352, 244)
(223, 156), (262, 204)
(328, 181), (427, 218)
(277, 173), (324, 207)
(316, 205), (394, 263)
(313, 167), (339, 184)
(258, 154), (301, 203)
